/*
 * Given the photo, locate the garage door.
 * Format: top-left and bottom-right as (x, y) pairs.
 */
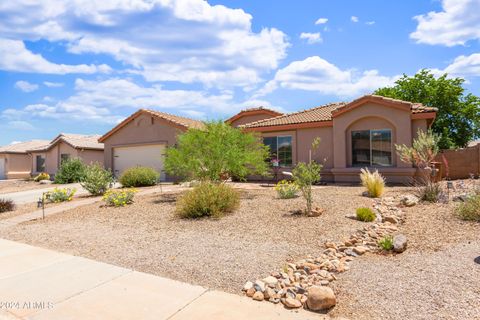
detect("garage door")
(113, 144), (166, 180)
(0, 158), (5, 180)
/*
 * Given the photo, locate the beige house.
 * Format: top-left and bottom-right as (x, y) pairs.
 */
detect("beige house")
(98, 109), (204, 180)
(98, 95), (436, 183)
(240, 95), (437, 183)
(28, 133), (104, 176)
(0, 140), (49, 179)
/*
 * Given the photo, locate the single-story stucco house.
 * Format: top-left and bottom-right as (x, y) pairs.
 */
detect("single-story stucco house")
(98, 95), (436, 183)
(98, 109), (204, 180)
(240, 95), (437, 183)
(0, 140), (50, 179)
(28, 133), (104, 176)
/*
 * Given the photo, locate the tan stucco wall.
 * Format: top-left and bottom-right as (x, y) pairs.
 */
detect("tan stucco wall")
(230, 113), (277, 127)
(31, 141), (102, 176)
(102, 113), (185, 179)
(78, 149), (104, 165)
(333, 102), (412, 169)
(412, 119), (428, 138)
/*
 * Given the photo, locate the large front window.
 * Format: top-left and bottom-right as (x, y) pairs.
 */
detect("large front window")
(352, 129), (392, 167)
(263, 136), (292, 167)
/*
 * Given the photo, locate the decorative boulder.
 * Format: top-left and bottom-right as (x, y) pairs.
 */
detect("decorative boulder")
(39, 180), (53, 185)
(393, 234), (408, 253)
(306, 286), (336, 311)
(400, 195), (419, 207)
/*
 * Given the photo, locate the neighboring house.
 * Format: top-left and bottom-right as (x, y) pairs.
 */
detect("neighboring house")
(0, 140), (50, 179)
(468, 140), (480, 147)
(240, 95), (437, 183)
(226, 107), (283, 127)
(98, 109), (204, 180)
(28, 133), (104, 176)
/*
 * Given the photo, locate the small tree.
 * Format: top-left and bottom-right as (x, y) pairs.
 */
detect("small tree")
(81, 162), (113, 196)
(396, 129), (442, 202)
(165, 121), (270, 182)
(54, 158), (86, 184)
(292, 137), (322, 215)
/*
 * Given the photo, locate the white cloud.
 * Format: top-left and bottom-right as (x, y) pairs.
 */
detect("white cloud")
(43, 81), (64, 87)
(411, 0), (480, 46)
(366, 21), (375, 25)
(300, 32), (322, 44)
(255, 56), (398, 98)
(0, 0), (289, 87)
(430, 52), (480, 78)
(15, 80), (39, 92)
(351, 16), (359, 23)
(315, 18), (328, 25)
(0, 38), (111, 74)
(8, 121), (34, 131)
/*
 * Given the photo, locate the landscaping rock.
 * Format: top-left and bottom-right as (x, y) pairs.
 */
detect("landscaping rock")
(246, 287), (256, 297)
(306, 286), (336, 311)
(383, 216), (399, 224)
(262, 276), (278, 287)
(243, 281), (253, 291)
(254, 280), (265, 292)
(393, 234), (408, 253)
(252, 291), (265, 301)
(353, 246), (368, 255)
(39, 180), (52, 185)
(401, 194), (419, 207)
(282, 297), (302, 308)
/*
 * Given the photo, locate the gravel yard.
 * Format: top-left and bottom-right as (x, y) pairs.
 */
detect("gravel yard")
(0, 180), (55, 194)
(0, 185), (373, 293)
(1, 183), (478, 319)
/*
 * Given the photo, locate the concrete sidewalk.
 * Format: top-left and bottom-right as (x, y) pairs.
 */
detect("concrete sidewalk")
(0, 239), (327, 320)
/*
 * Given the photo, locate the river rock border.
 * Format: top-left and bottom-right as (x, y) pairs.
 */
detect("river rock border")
(243, 194), (414, 312)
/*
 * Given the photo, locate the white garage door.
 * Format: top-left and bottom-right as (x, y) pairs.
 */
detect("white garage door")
(0, 158), (5, 180)
(113, 144), (166, 180)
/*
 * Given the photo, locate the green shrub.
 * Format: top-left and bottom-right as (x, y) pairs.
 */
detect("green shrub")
(0, 199), (15, 213)
(34, 172), (50, 182)
(81, 162), (113, 195)
(119, 166), (160, 187)
(356, 207), (376, 222)
(54, 158), (86, 184)
(274, 180), (299, 199)
(378, 235), (394, 250)
(456, 194), (480, 221)
(360, 168), (385, 198)
(103, 188), (137, 207)
(176, 181), (240, 219)
(45, 188), (76, 203)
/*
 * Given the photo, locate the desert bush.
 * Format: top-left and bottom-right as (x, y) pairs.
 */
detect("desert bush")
(119, 166), (159, 187)
(360, 168), (385, 198)
(0, 199), (15, 213)
(456, 194), (480, 221)
(103, 188), (137, 207)
(274, 180), (299, 199)
(176, 181), (240, 219)
(415, 179), (442, 202)
(45, 188), (76, 203)
(54, 158), (86, 184)
(81, 162), (113, 195)
(34, 172), (50, 182)
(356, 207), (376, 222)
(378, 235), (394, 250)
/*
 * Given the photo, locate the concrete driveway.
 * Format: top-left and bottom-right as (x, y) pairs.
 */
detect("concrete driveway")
(0, 183), (85, 205)
(0, 239), (328, 320)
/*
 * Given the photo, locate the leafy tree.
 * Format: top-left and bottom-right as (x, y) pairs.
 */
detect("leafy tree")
(165, 121), (270, 182)
(375, 69), (480, 149)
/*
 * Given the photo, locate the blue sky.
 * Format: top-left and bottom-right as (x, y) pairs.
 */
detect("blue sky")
(1, 0), (479, 145)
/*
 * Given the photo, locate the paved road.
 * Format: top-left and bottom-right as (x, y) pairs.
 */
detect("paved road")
(0, 183), (85, 205)
(0, 239), (328, 320)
